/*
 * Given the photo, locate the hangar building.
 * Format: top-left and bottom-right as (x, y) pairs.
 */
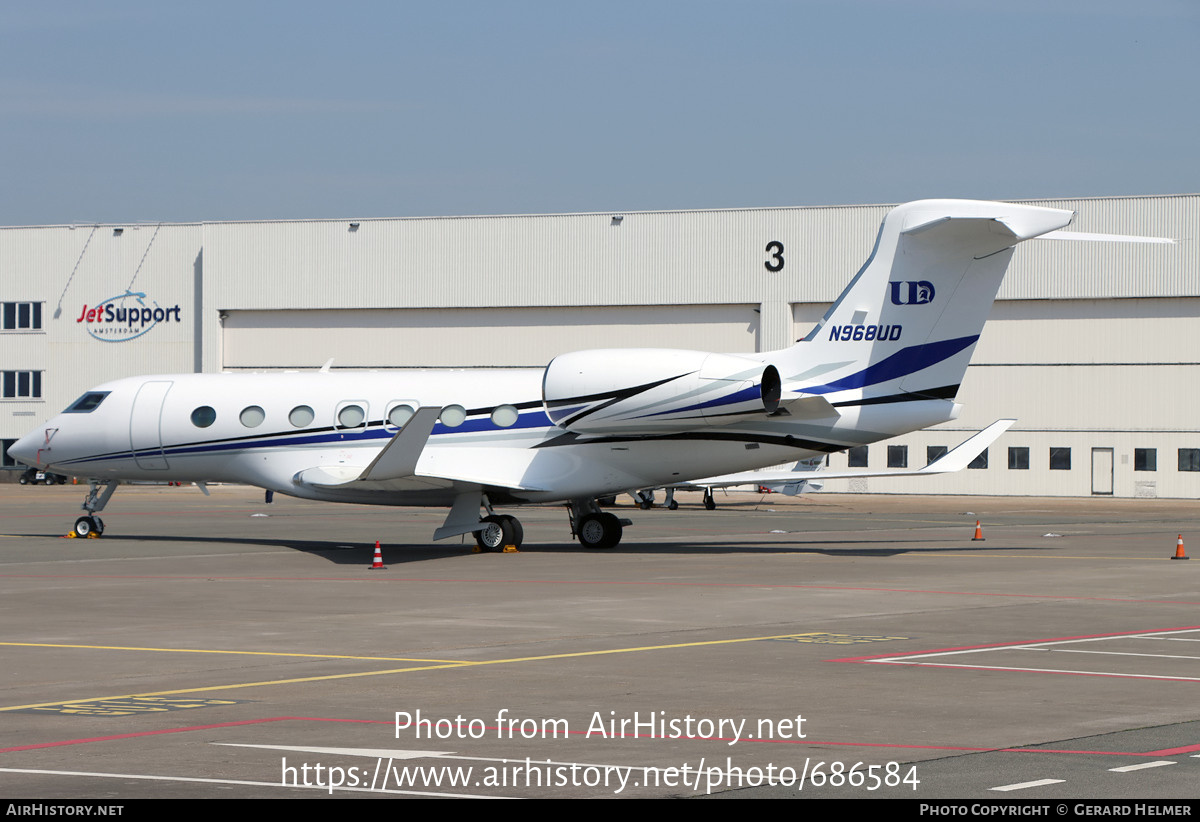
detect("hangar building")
(2, 194), (1196, 498)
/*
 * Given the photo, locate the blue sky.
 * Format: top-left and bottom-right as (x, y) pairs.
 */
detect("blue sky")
(3, 1), (1197, 225)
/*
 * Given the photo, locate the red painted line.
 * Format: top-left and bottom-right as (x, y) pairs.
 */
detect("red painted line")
(997, 748), (1181, 757)
(1145, 743), (1200, 756)
(829, 625), (1200, 663)
(9, 509), (277, 520)
(864, 662), (1200, 684)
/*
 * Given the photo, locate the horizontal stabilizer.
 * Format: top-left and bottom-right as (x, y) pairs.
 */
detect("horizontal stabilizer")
(1039, 230), (1174, 245)
(774, 394), (840, 420)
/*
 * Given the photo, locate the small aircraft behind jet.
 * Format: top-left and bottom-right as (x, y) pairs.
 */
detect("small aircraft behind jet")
(7, 199), (1129, 550)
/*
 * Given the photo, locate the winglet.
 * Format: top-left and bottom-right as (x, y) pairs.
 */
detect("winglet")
(360, 407), (443, 481)
(917, 419), (1015, 474)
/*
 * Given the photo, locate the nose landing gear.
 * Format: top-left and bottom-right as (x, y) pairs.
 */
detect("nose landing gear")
(70, 480), (117, 538)
(73, 515), (104, 538)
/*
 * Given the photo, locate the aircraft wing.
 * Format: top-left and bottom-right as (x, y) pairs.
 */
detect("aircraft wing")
(680, 419), (1015, 488)
(293, 406), (554, 493)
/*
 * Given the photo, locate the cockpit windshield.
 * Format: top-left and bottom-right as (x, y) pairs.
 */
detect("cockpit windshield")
(64, 392), (110, 414)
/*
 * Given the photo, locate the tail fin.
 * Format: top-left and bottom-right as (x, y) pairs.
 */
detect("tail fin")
(779, 199), (1073, 401)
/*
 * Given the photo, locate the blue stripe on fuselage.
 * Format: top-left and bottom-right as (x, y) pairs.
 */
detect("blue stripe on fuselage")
(60, 409), (556, 466)
(802, 336), (977, 395)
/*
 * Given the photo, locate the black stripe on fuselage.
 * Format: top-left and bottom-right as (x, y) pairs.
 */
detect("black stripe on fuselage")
(531, 430), (845, 453)
(831, 384), (959, 408)
(552, 373), (693, 428)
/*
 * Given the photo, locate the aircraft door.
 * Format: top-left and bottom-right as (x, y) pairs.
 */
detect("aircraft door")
(130, 380), (173, 470)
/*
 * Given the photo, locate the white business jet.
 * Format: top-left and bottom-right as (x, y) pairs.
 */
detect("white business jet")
(5, 199), (1099, 549)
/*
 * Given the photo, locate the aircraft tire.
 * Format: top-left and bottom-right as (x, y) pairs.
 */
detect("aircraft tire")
(667, 500), (679, 510)
(74, 516), (98, 538)
(474, 515), (516, 552)
(498, 515), (523, 548)
(578, 512), (622, 549)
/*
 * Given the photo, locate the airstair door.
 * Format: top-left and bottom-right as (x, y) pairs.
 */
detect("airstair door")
(130, 381), (173, 470)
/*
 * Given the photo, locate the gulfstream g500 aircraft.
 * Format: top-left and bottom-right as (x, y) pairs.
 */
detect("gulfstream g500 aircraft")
(7, 199), (1086, 549)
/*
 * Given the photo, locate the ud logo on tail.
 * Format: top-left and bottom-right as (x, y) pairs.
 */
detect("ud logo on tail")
(889, 280), (935, 305)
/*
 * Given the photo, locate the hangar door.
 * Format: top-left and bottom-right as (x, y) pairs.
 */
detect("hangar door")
(222, 305), (761, 369)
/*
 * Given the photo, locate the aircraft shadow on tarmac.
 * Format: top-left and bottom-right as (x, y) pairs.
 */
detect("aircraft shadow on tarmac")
(34, 532), (1059, 564)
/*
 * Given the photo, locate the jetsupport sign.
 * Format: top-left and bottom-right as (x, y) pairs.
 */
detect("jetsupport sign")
(76, 290), (183, 342)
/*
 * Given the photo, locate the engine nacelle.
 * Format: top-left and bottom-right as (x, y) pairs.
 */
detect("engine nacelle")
(542, 349), (781, 435)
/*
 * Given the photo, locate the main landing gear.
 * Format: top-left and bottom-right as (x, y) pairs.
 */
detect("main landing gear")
(444, 492), (628, 553)
(568, 499), (626, 549)
(73, 480), (117, 538)
(473, 514), (524, 552)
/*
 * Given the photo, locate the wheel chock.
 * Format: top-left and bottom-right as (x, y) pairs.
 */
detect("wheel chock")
(1172, 534), (1189, 560)
(64, 531), (77, 539)
(502, 544), (519, 553)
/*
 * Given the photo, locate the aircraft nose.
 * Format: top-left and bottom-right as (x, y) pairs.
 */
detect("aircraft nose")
(7, 430), (43, 466)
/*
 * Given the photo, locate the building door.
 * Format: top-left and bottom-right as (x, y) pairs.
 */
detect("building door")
(1091, 447), (1114, 495)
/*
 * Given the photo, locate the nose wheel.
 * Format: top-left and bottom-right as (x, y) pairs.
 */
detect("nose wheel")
(73, 516), (104, 538)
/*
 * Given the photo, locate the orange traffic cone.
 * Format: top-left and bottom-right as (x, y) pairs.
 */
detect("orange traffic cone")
(972, 520), (985, 541)
(1171, 534), (1189, 560)
(368, 541), (387, 570)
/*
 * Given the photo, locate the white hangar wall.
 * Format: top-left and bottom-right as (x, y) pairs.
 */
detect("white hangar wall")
(2, 195), (1197, 498)
(0, 222), (202, 466)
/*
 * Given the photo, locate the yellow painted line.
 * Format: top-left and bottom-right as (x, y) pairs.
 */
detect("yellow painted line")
(0, 632), (808, 712)
(0, 662), (481, 711)
(0, 641), (467, 664)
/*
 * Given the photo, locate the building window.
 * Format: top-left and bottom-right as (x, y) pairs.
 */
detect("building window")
(1134, 449), (1156, 472)
(2, 370), (42, 398)
(1008, 447), (1029, 470)
(847, 446), (868, 468)
(1049, 448), (1071, 470)
(887, 445), (907, 468)
(2, 302), (43, 331)
(968, 449), (988, 470)
(926, 445), (948, 465)
(1180, 449), (1200, 472)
